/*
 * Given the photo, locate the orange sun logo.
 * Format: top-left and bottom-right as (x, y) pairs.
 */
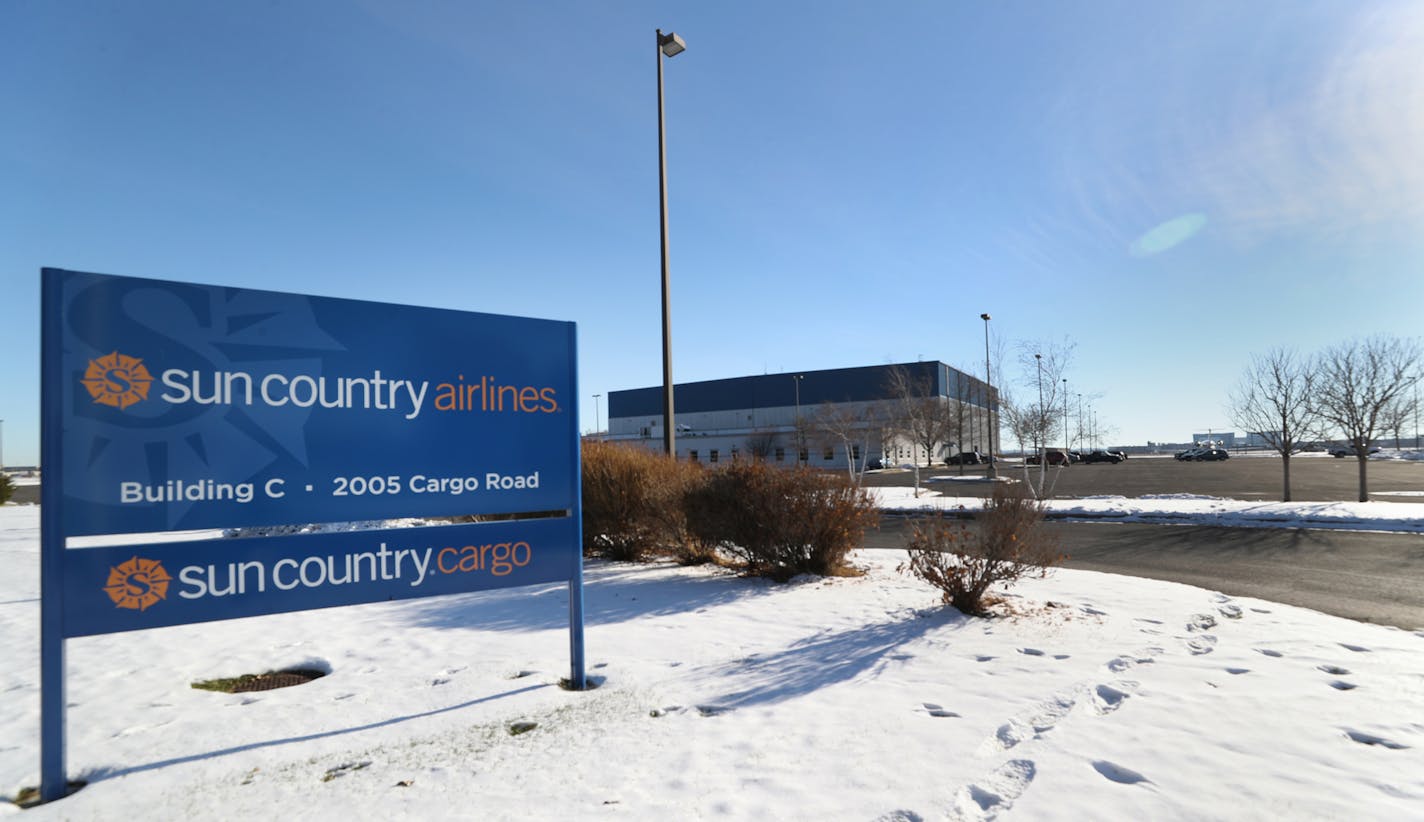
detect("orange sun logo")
(104, 556), (172, 611)
(81, 351), (154, 410)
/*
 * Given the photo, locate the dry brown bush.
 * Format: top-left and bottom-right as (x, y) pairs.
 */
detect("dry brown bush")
(901, 484), (1065, 615)
(581, 440), (702, 561)
(684, 463), (878, 581)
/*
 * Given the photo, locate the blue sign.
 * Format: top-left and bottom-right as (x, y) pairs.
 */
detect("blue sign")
(49, 268), (577, 536)
(39, 267), (586, 802)
(62, 517), (578, 637)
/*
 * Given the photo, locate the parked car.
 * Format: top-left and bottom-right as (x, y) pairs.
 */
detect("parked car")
(1025, 449), (1071, 466)
(1193, 448), (1231, 461)
(1082, 449), (1124, 464)
(866, 458), (885, 470)
(1174, 448), (1202, 461)
(1107, 449), (1129, 461)
(944, 451), (983, 465)
(1067, 450), (1083, 463)
(1330, 445), (1381, 458)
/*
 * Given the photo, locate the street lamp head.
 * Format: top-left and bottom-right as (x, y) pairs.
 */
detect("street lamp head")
(980, 313), (990, 321)
(658, 31), (686, 57)
(1035, 353), (1042, 361)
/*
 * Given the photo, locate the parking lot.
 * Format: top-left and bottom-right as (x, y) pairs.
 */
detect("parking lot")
(860, 453), (1424, 503)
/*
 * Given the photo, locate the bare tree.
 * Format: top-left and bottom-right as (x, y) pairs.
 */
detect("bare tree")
(1228, 348), (1322, 502)
(811, 402), (880, 485)
(885, 366), (949, 469)
(1012, 339), (1075, 497)
(1315, 336), (1423, 501)
(745, 429), (779, 462)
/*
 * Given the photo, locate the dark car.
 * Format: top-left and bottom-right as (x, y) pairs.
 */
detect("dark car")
(1107, 449), (1128, 461)
(1082, 449), (1123, 464)
(945, 451), (983, 465)
(1025, 449), (1071, 466)
(1193, 448), (1231, 461)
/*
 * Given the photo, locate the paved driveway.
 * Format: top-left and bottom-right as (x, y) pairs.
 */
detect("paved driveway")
(865, 518), (1424, 630)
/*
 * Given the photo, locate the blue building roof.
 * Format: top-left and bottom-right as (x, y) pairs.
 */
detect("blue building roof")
(609, 361), (991, 418)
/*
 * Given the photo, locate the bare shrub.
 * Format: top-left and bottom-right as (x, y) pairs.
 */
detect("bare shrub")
(684, 463), (878, 581)
(901, 484), (1065, 615)
(0, 474), (13, 505)
(581, 440), (701, 561)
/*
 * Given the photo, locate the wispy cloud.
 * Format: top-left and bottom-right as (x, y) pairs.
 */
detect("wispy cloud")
(1185, 6), (1424, 238)
(1053, 4), (1424, 250)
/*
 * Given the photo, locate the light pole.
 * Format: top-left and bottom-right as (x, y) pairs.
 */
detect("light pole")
(981, 313), (995, 477)
(0, 418), (5, 473)
(592, 394), (602, 439)
(1077, 393), (1083, 451)
(656, 28), (685, 456)
(1035, 353), (1044, 465)
(1062, 379), (1069, 454)
(793, 374), (804, 462)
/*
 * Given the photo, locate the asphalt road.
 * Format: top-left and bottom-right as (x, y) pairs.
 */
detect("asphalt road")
(865, 518), (1424, 630)
(860, 452), (1424, 503)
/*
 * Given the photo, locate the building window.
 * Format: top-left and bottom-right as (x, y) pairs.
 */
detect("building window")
(710, 449), (719, 463)
(689, 450), (699, 462)
(799, 448), (808, 462)
(823, 447), (834, 461)
(641, 427), (650, 438)
(852, 444), (861, 460)
(731, 447), (740, 462)
(775, 447), (785, 462)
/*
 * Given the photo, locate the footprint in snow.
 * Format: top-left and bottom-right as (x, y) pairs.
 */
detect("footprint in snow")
(1328, 680), (1358, 691)
(1318, 665), (1351, 676)
(923, 703), (960, 718)
(1338, 643), (1372, 653)
(873, 811), (925, 822)
(1344, 729), (1409, 749)
(1224, 668), (1250, 675)
(1218, 604), (1243, 619)
(1081, 605), (1108, 616)
(1018, 648), (1045, 656)
(1255, 648), (1284, 658)
(1186, 614), (1217, 632)
(1091, 683), (1135, 715)
(1027, 694), (1076, 733)
(953, 759), (1036, 819)
(975, 655), (996, 663)
(1091, 760), (1151, 785)
(1183, 636), (1217, 655)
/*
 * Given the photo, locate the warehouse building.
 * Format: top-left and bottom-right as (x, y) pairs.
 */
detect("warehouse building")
(605, 361), (996, 470)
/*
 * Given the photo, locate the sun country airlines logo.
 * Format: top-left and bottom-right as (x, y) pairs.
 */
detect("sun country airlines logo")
(81, 351), (154, 410)
(103, 556), (172, 611)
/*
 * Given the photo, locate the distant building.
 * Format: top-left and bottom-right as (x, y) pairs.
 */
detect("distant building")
(606, 361), (997, 469)
(1244, 431), (1279, 449)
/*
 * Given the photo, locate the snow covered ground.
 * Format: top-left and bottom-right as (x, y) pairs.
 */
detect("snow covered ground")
(878, 487), (1424, 533)
(2, 502), (1422, 819)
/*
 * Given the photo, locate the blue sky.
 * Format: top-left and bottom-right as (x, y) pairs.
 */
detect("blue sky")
(4, 1), (1423, 465)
